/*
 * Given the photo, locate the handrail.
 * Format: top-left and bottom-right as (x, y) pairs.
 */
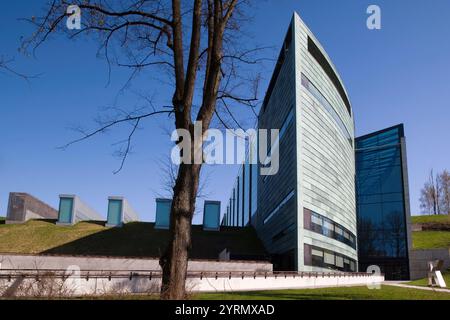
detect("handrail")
(0, 269), (383, 280)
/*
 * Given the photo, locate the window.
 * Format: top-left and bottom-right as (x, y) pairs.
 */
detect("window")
(155, 199), (171, 229)
(335, 226), (344, 236)
(203, 201), (221, 231)
(356, 125), (410, 280)
(307, 36), (351, 116)
(324, 252), (335, 265)
(311, 214), (322, 226)
(312, 249), (323, 257)
(303, 207), (357, 249)
(304, 244), (357, 272)
(323, 220), (334, 231)
(336, 256), (344, 268)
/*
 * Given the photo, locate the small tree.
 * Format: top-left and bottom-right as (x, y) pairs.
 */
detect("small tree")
(420, 169), (441, 215)
(23, 0), (264, 299)
(438, 170), (450, 215)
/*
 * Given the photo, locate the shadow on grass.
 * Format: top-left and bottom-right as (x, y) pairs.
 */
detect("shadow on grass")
(42, 222), (268, 260)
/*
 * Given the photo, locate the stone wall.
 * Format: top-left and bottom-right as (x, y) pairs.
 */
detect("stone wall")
(0, 254), (272, 272)
(410, 249), (450, 280)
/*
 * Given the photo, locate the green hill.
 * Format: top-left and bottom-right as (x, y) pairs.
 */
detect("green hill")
(413, 231), (450, 250)
(0, 219), (268, 260)
(412, 215), (450, 225)
(412, 215), (450, 249)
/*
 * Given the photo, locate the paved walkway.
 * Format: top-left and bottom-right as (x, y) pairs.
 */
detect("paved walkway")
(383, 281), (450, 293)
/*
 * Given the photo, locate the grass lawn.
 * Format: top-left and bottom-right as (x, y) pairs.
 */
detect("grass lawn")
(412, 215), (450, 224)
(193, 285), (450, 300)
(0, 219), (265, 258)
(413, 231), (450, 249)
(408, 272), (450, 288)
(9, 286), (448, 300)
(0, 220), (106, 254)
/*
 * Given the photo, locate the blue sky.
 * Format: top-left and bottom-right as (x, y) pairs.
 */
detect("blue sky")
(1, 0), (449, 223)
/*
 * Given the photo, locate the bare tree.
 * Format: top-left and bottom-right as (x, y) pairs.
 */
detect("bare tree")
(420, 169), (441, 215)
(438, 170), (450, 215)
(0, 56), (38, 82)
(23, 0), (264, 299)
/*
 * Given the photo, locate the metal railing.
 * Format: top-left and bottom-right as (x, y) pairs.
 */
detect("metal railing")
(0, 269), (381, 281)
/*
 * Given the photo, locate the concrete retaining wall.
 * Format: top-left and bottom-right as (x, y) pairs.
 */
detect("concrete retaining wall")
(410, 249), (450, 280)
(0, 254), (272, 272)
(0, 270), (383, 297)
(190, 274), (384, 292)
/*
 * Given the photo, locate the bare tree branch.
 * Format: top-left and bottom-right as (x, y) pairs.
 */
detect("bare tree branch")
(58, 109), (172, 151)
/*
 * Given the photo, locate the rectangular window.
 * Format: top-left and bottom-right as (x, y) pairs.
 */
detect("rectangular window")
(335, 226), (344, 236)
(311, 214), (322, 226)
(155, 199), (171, 229)
(58, 197), (74, 224)
(323, 220), (334, 231)
(203, 201), (221, 231)
(107, 199), (123, 226)
(312, 249), (323, 257)
(336, 256), (344, 268)
(324, 252), (335, 265)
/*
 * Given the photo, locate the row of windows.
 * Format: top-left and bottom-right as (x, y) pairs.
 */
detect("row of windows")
(307, 36), (351, 116)
(304, 244), (356, 272)
(263, 189), (295, 225)
(303, 208), (356, 249)
(301, 73), (352, 147)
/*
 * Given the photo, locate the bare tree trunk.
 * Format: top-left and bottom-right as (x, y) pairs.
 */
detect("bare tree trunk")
(160, 163), (200, 299)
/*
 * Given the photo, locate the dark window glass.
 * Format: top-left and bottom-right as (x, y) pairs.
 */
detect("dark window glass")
(303, 207), (356, 249)
(356, 125), (410, 280)
(307, 37), (351, 116)
(304, 244), (356, 272)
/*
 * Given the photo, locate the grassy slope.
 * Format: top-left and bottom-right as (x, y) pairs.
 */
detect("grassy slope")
(0, 220), (105, 254)
(412, 215), (450, 249)
(408, 272), (450, 288)
(0, 219), (266, 258)
(413, 231), (450, 249)
(412, 215), (450, 224)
